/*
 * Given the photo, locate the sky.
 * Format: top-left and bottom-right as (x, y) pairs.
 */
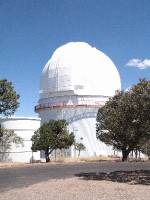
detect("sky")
(0, 0), (150, 117)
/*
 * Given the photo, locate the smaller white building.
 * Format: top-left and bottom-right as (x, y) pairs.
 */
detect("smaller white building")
(0, 117), (41, 163)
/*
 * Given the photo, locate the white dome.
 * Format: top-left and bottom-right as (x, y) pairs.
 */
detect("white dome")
(40, 42), (121, 98)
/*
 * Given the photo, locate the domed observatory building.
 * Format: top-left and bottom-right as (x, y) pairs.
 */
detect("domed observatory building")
(35, 42), (121, 157)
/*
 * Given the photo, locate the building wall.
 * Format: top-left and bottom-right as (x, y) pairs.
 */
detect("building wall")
(37, 97), (116, 158)
(0, 117), (41, 163)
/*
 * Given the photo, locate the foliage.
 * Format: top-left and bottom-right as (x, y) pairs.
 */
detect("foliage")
(0, 78), (20, 116)
(96, 79), (150, 161)
(31, 119), (75, 162)
(0, 126), (24, 153)
(75, 143), (86, 157)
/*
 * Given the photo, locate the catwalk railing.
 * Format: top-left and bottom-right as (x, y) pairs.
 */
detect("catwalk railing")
(35, 100), (106, 112)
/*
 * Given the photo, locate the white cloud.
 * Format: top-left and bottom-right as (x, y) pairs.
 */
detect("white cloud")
(126, 59), (150, 69)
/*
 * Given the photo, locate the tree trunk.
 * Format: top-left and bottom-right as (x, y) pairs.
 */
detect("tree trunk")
(78, 150), (80, 157)
(45, 148), (50, 163)
(134, 148), (138, 159)
(122, 148), (130, 162)
(138, 150), (141, 159)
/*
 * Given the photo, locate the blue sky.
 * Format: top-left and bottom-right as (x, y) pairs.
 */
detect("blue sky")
(0, 0), (150, 117)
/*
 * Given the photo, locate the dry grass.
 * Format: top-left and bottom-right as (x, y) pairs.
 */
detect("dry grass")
(1, 156), (149, 168)
(0, 156), (120, 168)
(0, 162), (25, 168)
(51, 155), (120, 163)
(2, 156), (148, 168)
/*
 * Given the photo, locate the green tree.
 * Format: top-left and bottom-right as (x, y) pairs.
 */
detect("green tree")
(96, 79), (150, 161)
(0, 78), (20, 116)
(0, 126), (23, 161)
(75, 143), (86, 157)
(31, 119), (75, 162)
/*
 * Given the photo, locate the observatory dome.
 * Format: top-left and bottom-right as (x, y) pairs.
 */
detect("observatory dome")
(40, 42), (121, 98)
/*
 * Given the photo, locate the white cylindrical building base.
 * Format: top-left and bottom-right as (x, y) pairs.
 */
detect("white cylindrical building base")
(36, 95), (115, 158)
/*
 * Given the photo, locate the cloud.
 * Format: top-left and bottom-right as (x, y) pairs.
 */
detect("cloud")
(126, 59), (150, 69)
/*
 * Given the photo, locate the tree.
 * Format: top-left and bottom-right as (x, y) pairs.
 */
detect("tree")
(75, 143), (86, 157)
(31, 119), (75, 162)
(140, 139), (150, 160)
(96, 79), (150, 161)
(0, 126), (23, 161)
(0, 78), (20, 116)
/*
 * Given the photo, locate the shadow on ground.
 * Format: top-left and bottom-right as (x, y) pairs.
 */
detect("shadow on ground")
(75, 170), (150, 185)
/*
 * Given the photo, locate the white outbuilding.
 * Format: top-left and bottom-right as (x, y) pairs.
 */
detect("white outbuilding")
(0, 117), (41, 163)
(35, 42), (121, 157)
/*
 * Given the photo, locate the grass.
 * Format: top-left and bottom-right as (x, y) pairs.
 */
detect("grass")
(0, 162), (25, 168)
(50, 155), (120, 163)
(1, 156), (148, 168)
(0, 156), (120, 168)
